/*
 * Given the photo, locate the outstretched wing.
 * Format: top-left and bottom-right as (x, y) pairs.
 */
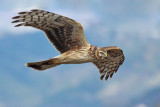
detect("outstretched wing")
(93, 48), (125, 81)
(12, 9), (89, 53)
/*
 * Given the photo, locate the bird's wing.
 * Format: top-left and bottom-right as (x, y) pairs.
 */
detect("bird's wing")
(93, 48), (125, 81)
(12, 9), (89, 53)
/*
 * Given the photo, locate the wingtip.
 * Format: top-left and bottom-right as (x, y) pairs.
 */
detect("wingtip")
(31, 9), (40, 12)
(18, 11), (27, 14)
(100, 75), (105, 81)
(14, 24), (22, 27)
(105, 75), (109, 81)
(12, 16), (20, 19)
(11, 20), (19, 23)
(110, 73), (113, 78)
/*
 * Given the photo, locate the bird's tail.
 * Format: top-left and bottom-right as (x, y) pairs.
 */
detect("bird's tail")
(26, 58), (60, 71)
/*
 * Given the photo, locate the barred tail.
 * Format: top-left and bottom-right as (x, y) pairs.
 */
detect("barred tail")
(26, 58), (60, 71)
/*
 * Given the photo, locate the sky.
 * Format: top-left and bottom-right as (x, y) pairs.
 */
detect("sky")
(0, 0), (160, 107)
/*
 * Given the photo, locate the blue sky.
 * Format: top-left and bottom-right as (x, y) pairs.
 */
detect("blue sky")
(0, 0), (160, 107)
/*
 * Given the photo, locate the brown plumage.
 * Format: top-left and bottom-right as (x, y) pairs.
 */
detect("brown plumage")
(12, 9), (125, 81)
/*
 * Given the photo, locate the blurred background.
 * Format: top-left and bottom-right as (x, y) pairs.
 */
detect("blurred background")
(0, 0), (160, 107)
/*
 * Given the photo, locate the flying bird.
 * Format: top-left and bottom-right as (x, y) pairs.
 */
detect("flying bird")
(12, 9), (125, 81)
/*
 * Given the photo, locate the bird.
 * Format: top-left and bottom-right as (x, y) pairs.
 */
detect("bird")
(12, 9), (125, 81)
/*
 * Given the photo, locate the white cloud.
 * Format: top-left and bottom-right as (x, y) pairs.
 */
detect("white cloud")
(97, 71), (160, 106)
(95, 18), (160, 40)
(0, 70), (43, 107)
(135, 104), (147, 107)
(24, 63), (96, 97)
(45, 63), (95, 95)
(116, 20), (160, 39)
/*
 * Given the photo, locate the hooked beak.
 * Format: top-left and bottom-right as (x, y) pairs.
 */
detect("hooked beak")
(104, 53), (107, 57)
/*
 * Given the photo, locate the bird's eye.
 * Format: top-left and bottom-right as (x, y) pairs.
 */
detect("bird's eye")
(99, 51), (107, 58)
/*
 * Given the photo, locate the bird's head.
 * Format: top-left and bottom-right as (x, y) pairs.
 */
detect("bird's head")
(97, 46), (121, 60)
(98, 50), (108, 60)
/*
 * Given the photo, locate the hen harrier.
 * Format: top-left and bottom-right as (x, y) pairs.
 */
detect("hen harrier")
(12, 9), (125, 81)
